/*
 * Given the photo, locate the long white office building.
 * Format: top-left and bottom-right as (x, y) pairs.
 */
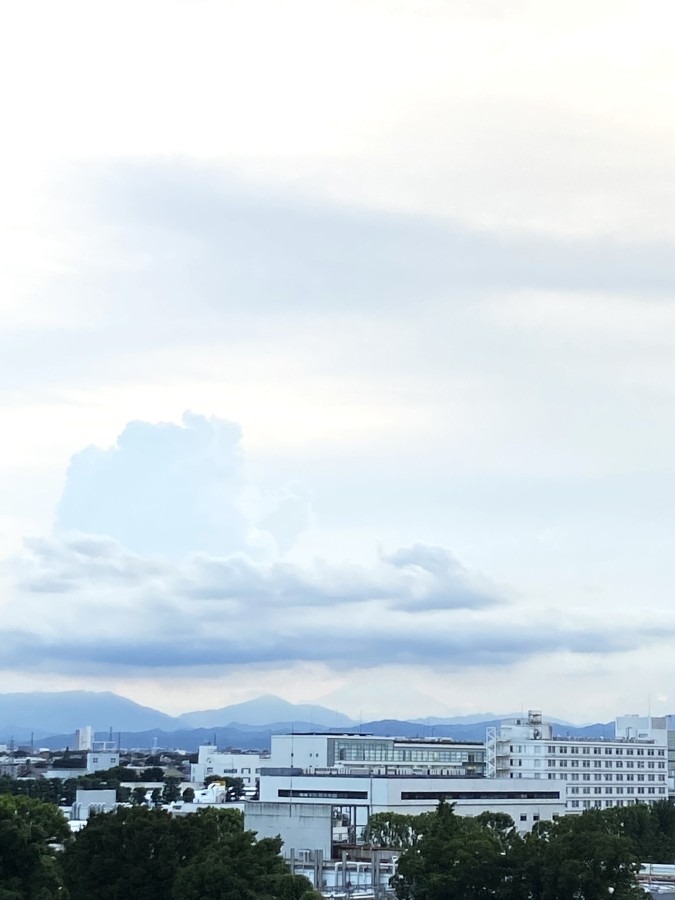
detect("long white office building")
(486, 710), (669, 812)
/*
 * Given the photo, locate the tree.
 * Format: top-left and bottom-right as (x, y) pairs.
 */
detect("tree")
(162, 777), (181, 803)
(131, 786), (148, 806)
(61, 805), (317, 900)
(182, 787), (195, 803)
(362, 812), (425, 849)
(62, 807), (179, 900)
(520, 812), (644, 900)
(394, 801), (513, 900)
(0, 794), (70, 898)
(171, 833), (319, 900)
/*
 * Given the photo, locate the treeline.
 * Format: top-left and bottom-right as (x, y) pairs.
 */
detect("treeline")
(0, 766), (184, 806)
(0, 770), (249, 816)
(370, 802), (675, 898)
(0, 798), (321, 900)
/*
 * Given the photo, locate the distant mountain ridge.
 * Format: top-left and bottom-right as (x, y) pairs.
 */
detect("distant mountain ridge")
(0, 691), (353, 740)
(0, 690), (624, 745)
(177, 694), (354, 729)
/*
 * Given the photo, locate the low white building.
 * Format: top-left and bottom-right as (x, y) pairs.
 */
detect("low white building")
(190, 746), (267, 789)
(486, 710), (669, 812)
(46, 750), (119, 779)
(257, 770), (564, 835)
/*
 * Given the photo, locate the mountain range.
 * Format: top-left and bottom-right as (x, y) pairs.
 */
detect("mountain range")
(0, 690), (620, 747)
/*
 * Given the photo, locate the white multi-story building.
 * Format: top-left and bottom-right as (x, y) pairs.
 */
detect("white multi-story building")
(254, 732), (560, 838)
(486, 710), (669, 812)
(269, 733), (485, 776)
(190, 746), (267, 789)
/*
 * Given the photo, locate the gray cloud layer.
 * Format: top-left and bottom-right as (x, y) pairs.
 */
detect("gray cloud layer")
(2, 413), (665, 681)
(2, 530), (639, 676)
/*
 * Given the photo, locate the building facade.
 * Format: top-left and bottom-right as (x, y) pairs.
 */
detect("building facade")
(190, 746), (267, 789)
(269, 733), (485, 777)
(486, 710), (669, 812)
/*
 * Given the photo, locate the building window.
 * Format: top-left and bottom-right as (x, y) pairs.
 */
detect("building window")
(279, 790), (368, 799)
(520, 814), (527, 822)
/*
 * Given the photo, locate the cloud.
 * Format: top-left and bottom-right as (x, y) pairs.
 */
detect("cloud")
(0, 528), (652, 678)
(1, 412), (668, 685)
(56, 412), (306, 558)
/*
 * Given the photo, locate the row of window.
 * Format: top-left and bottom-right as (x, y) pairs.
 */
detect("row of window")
(545, 759), (664, 768)
(334, 741), (483, 765)
(569, 786), (666, 795)
(545, 746), (663, 757)
(570, 799), (662, 809)
(548, 773), (666, 782)
(510, 745), (664, 757)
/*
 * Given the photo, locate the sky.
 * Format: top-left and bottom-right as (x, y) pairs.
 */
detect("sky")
(2, 0), (675, 723)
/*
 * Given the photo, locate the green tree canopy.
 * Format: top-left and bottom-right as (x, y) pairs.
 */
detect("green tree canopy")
(0, 794), (70, 899)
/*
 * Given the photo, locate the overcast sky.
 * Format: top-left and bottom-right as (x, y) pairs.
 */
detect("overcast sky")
(2, 0), (675, 722)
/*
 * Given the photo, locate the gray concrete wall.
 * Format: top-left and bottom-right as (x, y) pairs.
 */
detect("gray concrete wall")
(244, 801), (333, 858)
